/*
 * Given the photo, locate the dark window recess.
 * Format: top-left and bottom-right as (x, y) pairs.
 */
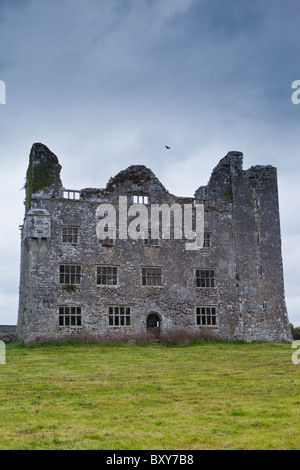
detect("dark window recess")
(62, 226), (79, 244)
(196, 307), (217, 326)
(59, 306), (82, 327)
(195, 269), (215, 288)
(141, 267), (162, 286)
(203, 233), (211, 248)
(108, 306), (131, 327)
(97, 266), (118, 286)
(59, 265), (81, 284)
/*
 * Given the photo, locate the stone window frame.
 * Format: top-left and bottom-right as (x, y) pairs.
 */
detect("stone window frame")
(141, 266), (163, 287)
(96, 265), (119, 287)
(144, 230), (160, 247)
(195, 268), (216, 288)
(203, 232), (211, 248)
(98, 227), (117, 247)
(195, 306), (217, 326)
(58, 305), (82, 328)
(99, 237), (116, 247)
(131, 194), (149, 205)
(108, 306), (131, 327)
(61, 225), (79, 244)
(259, 264), (265, 278)
(59, 264), (82, 285)
(62, 189), (81, 200)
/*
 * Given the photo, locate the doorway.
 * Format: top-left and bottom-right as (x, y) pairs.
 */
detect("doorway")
(147, 313), (161, 339)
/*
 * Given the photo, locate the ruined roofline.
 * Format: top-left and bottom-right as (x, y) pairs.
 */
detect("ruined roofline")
(26, 144), (277, 205)
(194, 151), (277, 199)
(105, 164), (168, 192)
(216, 150), (244, 167)
(209, 150), (276, 178)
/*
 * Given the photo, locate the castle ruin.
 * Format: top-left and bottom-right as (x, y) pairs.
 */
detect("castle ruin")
(17, 143), (292, 342)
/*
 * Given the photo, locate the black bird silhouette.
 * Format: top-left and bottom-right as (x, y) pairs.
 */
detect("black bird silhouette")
(165, 146), (171, 149)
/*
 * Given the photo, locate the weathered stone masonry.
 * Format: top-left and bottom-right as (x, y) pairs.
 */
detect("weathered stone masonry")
(17, 143), (292, 342)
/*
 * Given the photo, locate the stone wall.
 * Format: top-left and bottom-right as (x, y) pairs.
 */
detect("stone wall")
(0, 326), (17, 343)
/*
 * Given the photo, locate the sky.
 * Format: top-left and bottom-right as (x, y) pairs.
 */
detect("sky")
(0, 0), (299, 326)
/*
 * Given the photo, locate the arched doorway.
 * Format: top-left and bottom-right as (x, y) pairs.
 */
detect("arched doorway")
(147, 313), (161, 339)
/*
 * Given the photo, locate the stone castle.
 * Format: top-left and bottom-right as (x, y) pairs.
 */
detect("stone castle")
(17, 143), (292, 342)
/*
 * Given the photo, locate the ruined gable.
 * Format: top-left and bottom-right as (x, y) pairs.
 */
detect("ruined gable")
(26, 143), (62, 209)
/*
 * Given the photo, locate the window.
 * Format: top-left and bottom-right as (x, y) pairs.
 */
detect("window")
(59, 265), (81, 284)
(108, 306), (131, 327)
(99, 237), (116, 247)
(59, 306), (82, 327)
(62, 190), (80, 200)
(196, 306), (217, 326)
(132, 195), (149, 205)
(195, 269), (215, 288)
(30, 237), (39, 250)
(193, 199), (202, 207)
(141, 267), (162, 286)
(62, 226), (79, 244)
(144, 230), (160, 247)
(97, 266), (118, 286)
(203, 232), (211, 248)
(259, 265), (264, 278)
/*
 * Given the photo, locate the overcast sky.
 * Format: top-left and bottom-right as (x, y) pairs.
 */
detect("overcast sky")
(0, 0), (299, 326)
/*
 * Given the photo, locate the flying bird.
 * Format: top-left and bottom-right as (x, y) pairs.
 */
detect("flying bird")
(165, 146), (171, 149)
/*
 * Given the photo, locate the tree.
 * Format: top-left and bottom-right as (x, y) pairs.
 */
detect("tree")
(290, 324), (300, 340)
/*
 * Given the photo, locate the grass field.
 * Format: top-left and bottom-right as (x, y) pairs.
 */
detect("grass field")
(0, 339), (299, 450)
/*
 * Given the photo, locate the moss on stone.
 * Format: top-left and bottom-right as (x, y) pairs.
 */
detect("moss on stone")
(26, 144), (60, 208)
(106, 165), (167, 192)
(63, 284), (77, 292)
(224, 185), (233, 201)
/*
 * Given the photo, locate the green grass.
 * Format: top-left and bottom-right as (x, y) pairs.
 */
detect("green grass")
(0, 340), (299, 450)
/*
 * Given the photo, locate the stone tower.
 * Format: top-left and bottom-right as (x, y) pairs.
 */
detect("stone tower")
(17, 143), (292, 342)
